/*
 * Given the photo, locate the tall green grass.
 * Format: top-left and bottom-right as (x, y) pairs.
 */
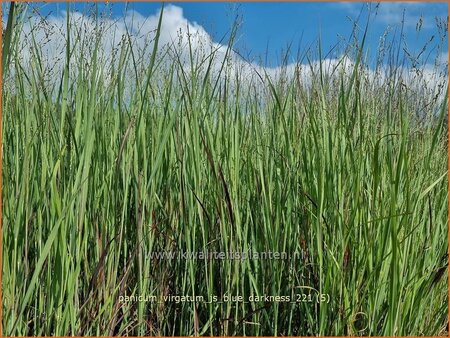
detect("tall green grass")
(2, 4), (448, 336)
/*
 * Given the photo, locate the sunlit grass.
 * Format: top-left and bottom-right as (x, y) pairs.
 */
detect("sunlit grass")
(2, 3), (448, 336)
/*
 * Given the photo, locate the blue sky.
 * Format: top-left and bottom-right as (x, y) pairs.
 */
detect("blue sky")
(127, 2), (446, 66)
(8, 2), (450, 66)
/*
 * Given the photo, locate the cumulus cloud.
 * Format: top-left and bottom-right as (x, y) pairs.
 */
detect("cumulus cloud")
(336, 2), (447, 29)
(437, 51), (449, 64)
(6, 3), (448, 104)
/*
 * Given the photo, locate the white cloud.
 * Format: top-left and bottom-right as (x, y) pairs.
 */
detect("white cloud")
(437, 51), (449, 64)
(374, 2), (427, 27)
(6, 4), (447, 105)
(336, 2), (447, 29)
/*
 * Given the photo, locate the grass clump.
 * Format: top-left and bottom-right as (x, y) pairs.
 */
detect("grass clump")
(2, 3), (448, 336)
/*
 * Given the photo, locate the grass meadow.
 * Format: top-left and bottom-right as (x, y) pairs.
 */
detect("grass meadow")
(2, 2), (449, 336)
